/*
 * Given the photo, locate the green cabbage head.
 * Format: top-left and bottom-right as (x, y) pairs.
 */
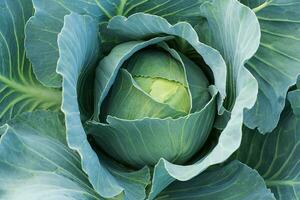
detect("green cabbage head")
(2, 0), (299, 199)
(96, 47), (214, 167)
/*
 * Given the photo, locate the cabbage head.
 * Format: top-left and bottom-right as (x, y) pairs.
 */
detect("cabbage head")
(0, 0), (300, 200)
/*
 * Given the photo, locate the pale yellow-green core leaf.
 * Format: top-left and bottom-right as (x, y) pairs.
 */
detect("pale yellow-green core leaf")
(134, 76), (190, 114)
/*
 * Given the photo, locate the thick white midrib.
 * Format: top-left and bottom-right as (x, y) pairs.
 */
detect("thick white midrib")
(0, 74), (61, 106)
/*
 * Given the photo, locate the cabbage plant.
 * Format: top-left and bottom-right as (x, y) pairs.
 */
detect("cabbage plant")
(0, 0), (300, 200)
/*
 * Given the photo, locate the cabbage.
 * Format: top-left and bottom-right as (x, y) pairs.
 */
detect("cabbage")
(0, 0), (300, 199)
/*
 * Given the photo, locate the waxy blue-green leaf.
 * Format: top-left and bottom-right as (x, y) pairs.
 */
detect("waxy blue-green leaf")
(25, 0), (208, 87)
(56, 12), (150, 200)
(156, 161), (275, 200)
(118, 0), (207, 25)
(25, 0), (103, 87)
(0, 111), (101, 200)
(107, 0), (259, 197)
(95, 0), (208, 24)
(97, 0), (209, 49)
(240, 0), (300, 133)
(199, 0), (260, 110)
(0, 0), (61, 125)
(236, 89), (300, 200)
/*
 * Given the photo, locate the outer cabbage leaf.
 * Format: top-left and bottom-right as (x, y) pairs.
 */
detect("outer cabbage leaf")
(0, 111), (101, 200)
(199, 0), (260, 109)
(156, 161), (275, 200)
(236, 89), (300, 200)
(56, 12), (150, 200)
(95, 0), (208, 24)
(0, 0), (61, 125)
(25, 0), (103, 87)
(25, 0), (208, 87)
(240, 0), (300, 133)
(106, 0), (259, 198)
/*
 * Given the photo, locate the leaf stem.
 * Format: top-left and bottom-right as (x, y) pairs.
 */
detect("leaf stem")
(253, 0), (273, 13)
(0, 75), (61, 108)
(117, 0), (127, 15)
